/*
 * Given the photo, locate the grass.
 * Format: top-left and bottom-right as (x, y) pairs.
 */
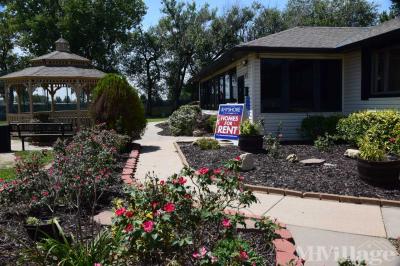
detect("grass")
(0, 120), (7, 125)
(146, 117), (168, 123)
(0, 150), (54, 181)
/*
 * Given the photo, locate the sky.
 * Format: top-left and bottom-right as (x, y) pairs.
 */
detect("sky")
(142, 0), (393, 28)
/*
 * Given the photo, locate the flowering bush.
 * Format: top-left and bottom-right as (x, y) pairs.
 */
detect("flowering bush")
(111, 157), (277, 265)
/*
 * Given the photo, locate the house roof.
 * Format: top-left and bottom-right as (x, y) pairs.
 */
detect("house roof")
(31, 51), (90, 63)
(195, 17), (400, 81)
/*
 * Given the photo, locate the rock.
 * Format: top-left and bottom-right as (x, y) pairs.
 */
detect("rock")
(323, 163), (336, 168)
(344, 149), (360, 159)
(192, 129), (207, 137)
(286, 154), (298, 163)
(299, 158), (326, 166)
(240, 153), (255, 171)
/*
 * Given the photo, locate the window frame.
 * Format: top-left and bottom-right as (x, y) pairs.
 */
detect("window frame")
(371, 46), (400, 97)
(260, 58), (343, 114)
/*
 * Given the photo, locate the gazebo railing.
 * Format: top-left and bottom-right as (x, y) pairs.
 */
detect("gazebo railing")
(7, 110), (93, 129)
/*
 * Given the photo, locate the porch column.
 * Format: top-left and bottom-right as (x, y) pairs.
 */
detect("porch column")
(75, 83), (82, 128)
(50, 84), (56, 113)
(4, 84), (10, 121)
(16, 87), (22, 114)
(28, 82), (33, 115)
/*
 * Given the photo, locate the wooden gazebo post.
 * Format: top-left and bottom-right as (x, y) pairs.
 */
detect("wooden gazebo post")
(28, 81), (33, 116)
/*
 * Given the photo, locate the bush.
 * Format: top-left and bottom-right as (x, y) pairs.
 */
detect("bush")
(359, 126), (386, 161)
(314, 133), (335, 151)
(300, 115), (343, 140)
(194, 138), (220, 150)
(110, 159), (278, 265)
(169, 105), (202, 136)
(240, 120), (262, 136)
(91, 74), (147, 137)
(337, 110), (400, 146)
(208, 115), (217, 133)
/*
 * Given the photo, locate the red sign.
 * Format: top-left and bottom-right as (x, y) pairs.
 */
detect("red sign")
(214, 104), (244, 141)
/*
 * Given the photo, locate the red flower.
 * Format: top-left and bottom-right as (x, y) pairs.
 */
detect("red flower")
(125, 211), (134, 218)
(160, 180), (165, 185)
(390, 138), (397, 143)
(239, 250), (249, 261)
(234, 156), (242, 161)
(178, 176), (187, 185)
(0, 178), (4, 183)
(31, 195), (38, 201)
(124, 223), (133, 232)
(197, 167), (209, 175)
(151, 201), (159, 209)
(142, 220), (154, 233)
(115, 207), (126, 216)
(163, 202), (176, 213)
(222, 218), (232, 228)
(238, 176), (244, 181)
(192, 246), (207, 259)
(184, 194), (192, 199)
(41, 191), (49, 197)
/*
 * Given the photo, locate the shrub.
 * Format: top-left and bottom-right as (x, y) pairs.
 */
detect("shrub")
(91, 74), (146, 137)
(110, 158), (279, 265)
(208, 115), (217, 133)
(314, 133), (335, 151)
(338, 258), (367, 266)
(300, 115), (343, 140)
(169, 105), (202, 136)
(240, 120), (262, 136)
(194, 138), (220, 150)
(359, 128), (386, 161)
(337, 110), (400, 146)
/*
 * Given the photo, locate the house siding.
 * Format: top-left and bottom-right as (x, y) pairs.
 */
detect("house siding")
(343, 51), (400, 114)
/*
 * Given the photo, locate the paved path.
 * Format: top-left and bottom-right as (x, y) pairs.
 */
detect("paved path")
(133, 122), (400, 265)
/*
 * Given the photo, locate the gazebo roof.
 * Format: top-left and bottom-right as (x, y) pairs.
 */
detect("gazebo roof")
(0, 38), (105, 81)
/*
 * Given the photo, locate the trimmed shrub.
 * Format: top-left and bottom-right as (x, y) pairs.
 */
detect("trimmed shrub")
(240, 120), (262, 136)
(91, 74), (146, 137)
(194, 138), (220, 150)
(300, 115), (343, 140)
(207, 115), (217, 133)
(168, 105), (202, 136)
(337, 110), (400, 146)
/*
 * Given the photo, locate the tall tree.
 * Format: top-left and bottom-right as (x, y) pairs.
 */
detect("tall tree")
(157, 0), (213, 108)
(0, 0), (146, 72)
(249, 6), (287, 40)
(380, 0), (400, 22)
(284, 0), (378, 27)
(122, 28), (164, 115)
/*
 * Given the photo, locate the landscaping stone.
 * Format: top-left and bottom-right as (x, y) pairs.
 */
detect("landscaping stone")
(344, 149), (360, 159)
(323, 163), (336, 167)
(240, 153), (255, 171)
(286, 154), (298, 163)
(192, 129), (207, 137)
(93, 210), (113, 226)
(299, 158), (325, 166)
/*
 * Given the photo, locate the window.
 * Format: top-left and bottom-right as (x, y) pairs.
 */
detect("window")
(260, 58), (342, 113)
(372, 48), (400, 95)
(200, 69), (237, 110)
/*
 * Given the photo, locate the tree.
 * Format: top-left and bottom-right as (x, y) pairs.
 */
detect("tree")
(380, 0), (400, 22)
(284, 0), (378, 27)
(156, 0), (214, 109)
(91, 74), (146, 137)
(122, 28), (164, 115)
(0, 0), (146, 72)
(249, 6), (287, 40)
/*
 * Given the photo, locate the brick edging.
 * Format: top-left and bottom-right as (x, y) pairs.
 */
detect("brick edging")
(225, 209), (305, 266)
(121, 143), (141, 185)
(174, 141), (400, 208)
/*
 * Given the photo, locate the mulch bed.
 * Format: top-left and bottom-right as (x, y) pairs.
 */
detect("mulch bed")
(390, 238), (400, 254)
(155, 121), (172, 136)
(178, 142), (400, 201)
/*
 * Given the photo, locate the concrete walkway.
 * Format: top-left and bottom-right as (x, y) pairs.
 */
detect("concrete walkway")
(134, 122), (400, 266)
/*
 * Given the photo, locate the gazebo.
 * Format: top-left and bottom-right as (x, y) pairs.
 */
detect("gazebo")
(0, 38), (105, 127)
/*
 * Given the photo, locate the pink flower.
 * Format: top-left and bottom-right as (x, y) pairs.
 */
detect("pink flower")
(151, 201), (159, 209)
(192, 251), (200, 259)
(115, 207), (126, 216)
(160, 180), (165, 185)
(0, 178), (4, 183)
(389, 138), (397, 143)
(41, 191), (49, 197)
(124, 223), (133, 232)
(239, 250), (249, 261)
(197, 167), (209, 175)
(192, 246), (207, 259)
(177, 176), (187, 185)
(200, 246), (207, 256)
(125, 211), (134, 218)
(238, 176), (244, 181)
(142, 220), (154, 233)
(31, 195), (38, 201)
(94, 263), (102, 266)
(163, 202), (175, 213)
(213, 168), (222, 175)
(234, 156), (241, 161)
(222, 218), (232, 228)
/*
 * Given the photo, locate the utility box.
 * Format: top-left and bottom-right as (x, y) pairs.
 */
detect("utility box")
(0, 125), (11, 153)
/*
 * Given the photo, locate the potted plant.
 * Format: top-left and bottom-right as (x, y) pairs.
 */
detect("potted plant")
(357, 131), (400, 186)
(24, 216), (65, 242)
(239, 120), (263, 152)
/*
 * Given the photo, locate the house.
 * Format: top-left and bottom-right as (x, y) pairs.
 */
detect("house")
(195, 18), (400, 140)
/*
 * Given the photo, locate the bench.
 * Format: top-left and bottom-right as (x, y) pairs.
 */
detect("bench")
(10, 123), (74, 151)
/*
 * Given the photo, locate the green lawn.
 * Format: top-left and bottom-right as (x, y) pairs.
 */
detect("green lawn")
(0, 150), (54, 181)
(147, 117), (168, 123)
(0, 120), (7, 125)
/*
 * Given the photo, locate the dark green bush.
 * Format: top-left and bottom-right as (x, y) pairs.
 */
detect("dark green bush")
(337, 110), (400, 146)
(194, 137), (220, 150)
(207, 115), (217, 133)
(91, 74), (146, 137)
(168, 105), (201, 136)
(300, 115), (343, 140)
